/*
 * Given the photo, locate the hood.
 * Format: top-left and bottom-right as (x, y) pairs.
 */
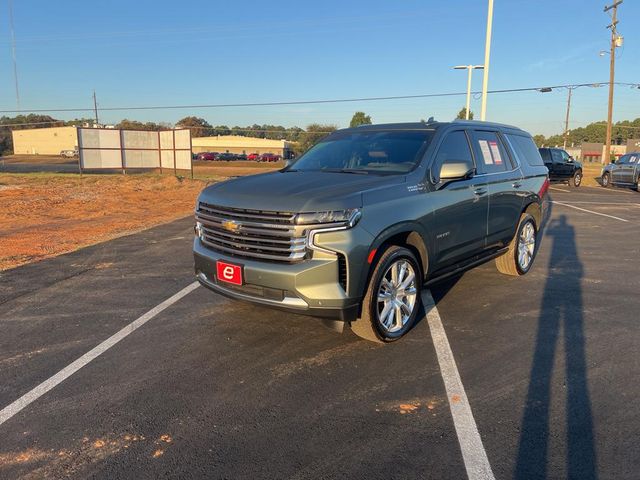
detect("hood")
(198, 170), (406, 212)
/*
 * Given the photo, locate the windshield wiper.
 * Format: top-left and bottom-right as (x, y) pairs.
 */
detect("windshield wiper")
(320, 168), (369, 175)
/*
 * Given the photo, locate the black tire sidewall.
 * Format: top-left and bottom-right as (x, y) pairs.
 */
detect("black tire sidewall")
(367, 247), (422, 341)
(602, 173), (610, 187)
(514, 215), (537, 275)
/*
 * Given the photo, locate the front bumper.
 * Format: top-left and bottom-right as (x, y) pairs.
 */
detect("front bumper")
(193, 234), (368, 322)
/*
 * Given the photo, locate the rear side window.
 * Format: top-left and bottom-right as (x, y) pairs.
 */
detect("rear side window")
(432, 130), (474, 179)
(470, 131), (509, 174)
(507, 134), (545, 167)
(538, 148), (552, 162)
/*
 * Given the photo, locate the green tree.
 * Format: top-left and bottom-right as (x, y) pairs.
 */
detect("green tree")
(115, 119), (165, 131)
(532, 135), (546, 147)
(175, 116), (213, 137)
(349, 111), (372, 128)
(295, 123), (338, 154)
(456, 107), (473, 120)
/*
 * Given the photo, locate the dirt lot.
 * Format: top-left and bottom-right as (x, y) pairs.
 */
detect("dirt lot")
(0, 174), (209, 271)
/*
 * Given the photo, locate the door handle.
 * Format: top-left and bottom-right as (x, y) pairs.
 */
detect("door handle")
(473, 187), (487, 196)
(512, 181), (522, 188)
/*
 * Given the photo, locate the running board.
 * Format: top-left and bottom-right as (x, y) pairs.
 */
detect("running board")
(425, 247), (509, 287)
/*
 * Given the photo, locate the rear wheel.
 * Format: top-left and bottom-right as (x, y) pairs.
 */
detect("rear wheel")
(496, 213), (538, 276)
(351, 246), (422, 343)
(570, 170), (582, 188)
(601, 172), (611, 188)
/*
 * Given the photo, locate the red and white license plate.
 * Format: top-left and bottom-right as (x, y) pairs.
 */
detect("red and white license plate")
(216, 261), (243, 286)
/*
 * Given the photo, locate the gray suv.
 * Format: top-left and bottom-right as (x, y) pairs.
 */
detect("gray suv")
(600, 152), (640, 190)
(194, 121), (549, 342)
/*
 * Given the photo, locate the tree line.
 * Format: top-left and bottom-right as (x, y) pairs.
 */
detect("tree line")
(533, 118), (640, 147)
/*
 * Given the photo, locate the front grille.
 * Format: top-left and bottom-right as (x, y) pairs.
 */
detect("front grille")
(196, 202), (307, 262)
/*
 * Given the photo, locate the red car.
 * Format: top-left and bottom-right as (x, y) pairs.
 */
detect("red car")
(258, 152), (279, 162)
(247, 153), (260, 161)
(197, 152), (217, 161)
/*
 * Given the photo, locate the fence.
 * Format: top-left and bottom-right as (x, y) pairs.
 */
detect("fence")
(77, 127), (192, 176)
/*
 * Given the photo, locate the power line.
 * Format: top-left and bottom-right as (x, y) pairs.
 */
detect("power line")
(1, 81), (637, 115)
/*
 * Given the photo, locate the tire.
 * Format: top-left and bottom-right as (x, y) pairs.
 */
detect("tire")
(601, 172), (611, 188)
(495, 213), (538, 276)
(350, 245), (422, 343)
(570, 170), (582, 188)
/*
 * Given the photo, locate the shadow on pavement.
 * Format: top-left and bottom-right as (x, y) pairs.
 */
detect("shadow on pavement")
(515, 214), (597, 480)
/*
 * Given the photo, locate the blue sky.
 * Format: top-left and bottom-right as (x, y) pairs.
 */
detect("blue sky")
(0, 0), (638, 136)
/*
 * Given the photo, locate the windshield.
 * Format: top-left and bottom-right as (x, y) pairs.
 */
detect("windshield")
(288, 130), (434, 174)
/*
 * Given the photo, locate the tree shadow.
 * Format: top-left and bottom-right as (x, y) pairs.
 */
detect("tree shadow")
(515, 214), (597, 479)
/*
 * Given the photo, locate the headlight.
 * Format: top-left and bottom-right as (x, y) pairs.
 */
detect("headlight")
(194, 221), (204, 239)
(295, 208), (361, 227)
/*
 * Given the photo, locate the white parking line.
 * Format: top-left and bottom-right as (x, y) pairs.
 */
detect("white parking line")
(0, 281), (200, 427)
(549, 186), (570, 193)
(551, 201), (629, 222)
(423, 291), (495, 480)
(582, 185), (636, 195)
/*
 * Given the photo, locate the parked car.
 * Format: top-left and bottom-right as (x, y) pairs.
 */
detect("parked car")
(600, 152), (640, 190)
(236, 153), (247, 161)
(258, 152), (279, 162)
(217, 153), (237, 161)
(60, 148), (79, 158)
(538, 147), (583, 187)
(194, 121), (548, 342)
(247, 153), (260, 161)
(197, 152), (217, 161)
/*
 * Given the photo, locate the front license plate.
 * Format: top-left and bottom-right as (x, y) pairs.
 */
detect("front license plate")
(216, 261), (243, 286)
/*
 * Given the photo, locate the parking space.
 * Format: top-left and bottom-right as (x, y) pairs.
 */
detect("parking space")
(1, 186), (639, 479)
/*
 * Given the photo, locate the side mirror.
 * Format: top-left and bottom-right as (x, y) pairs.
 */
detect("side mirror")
(439, 162), (474, 182)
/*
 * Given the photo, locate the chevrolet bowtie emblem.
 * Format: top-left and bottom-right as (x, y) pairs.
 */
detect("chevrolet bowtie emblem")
(221, 219), (241, 233)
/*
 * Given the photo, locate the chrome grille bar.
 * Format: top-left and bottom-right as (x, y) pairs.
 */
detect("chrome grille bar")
(196, 202), (306, 263)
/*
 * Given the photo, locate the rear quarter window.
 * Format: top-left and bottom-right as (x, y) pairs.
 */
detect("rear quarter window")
(506, 134), (545, 167)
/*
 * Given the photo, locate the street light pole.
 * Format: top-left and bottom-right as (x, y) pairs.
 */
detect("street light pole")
(480, 0), (494, 121)
(454, 65), (484, 120)
(603, 0), (622, 164)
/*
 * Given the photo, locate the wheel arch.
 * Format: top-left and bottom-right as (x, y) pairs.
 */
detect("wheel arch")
(358, 223), (431, 300)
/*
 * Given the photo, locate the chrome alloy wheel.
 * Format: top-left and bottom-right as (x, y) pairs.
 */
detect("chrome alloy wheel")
(376, 259), (417, 333)
(574, 173), (582, 186)
(517, 221), (536, 271)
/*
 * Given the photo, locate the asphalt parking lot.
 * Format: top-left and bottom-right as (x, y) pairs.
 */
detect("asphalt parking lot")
(1, 185), (639, 479)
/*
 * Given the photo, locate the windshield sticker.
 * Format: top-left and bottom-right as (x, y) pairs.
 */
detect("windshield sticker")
(479, 140), (493, 165)
(488, 140), (503, 164)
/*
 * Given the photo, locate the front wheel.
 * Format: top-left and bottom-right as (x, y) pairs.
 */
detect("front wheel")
(570, 171), (582, 188)
(496, 213), (538, 276)
(601, 172), (611, 188)
(351, 245), (422, 343)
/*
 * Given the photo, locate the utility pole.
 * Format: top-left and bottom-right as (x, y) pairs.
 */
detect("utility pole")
(603, 0), (622, 164)
(454, 65), (484, 120)
(93, 90), (99, 126)
(8, 0), (20, 111)
(563, 87), (574, 149)
(480, 0), (494, 121)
